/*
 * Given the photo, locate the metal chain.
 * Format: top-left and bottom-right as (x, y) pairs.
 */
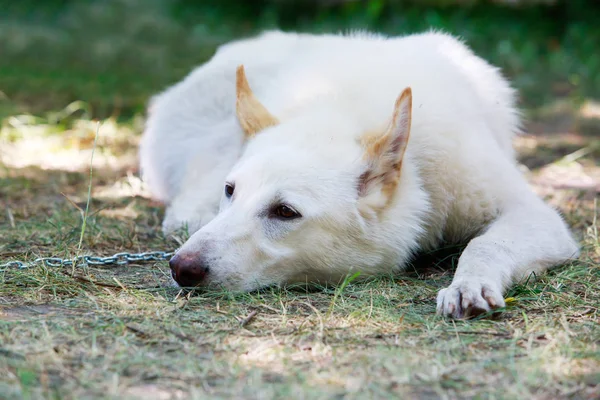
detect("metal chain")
(0, 250), (175, 271)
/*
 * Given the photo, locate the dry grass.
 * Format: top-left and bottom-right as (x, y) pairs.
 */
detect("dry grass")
(0, 102), (599, 399)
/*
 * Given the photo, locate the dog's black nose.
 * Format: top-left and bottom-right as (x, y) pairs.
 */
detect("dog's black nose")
(169, 253), (209, 287)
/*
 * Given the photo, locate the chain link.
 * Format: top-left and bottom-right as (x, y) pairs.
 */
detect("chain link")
(0, 250), (175, 271)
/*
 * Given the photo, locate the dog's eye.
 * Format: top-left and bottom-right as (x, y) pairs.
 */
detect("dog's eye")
(225, 183), (235, 198)
(271, 204), (301, 220)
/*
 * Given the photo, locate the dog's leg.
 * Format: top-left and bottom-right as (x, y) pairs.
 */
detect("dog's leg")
(436, 199), (579, 318)
(162, 189), (220, 236)
(162, 148), (240, 235)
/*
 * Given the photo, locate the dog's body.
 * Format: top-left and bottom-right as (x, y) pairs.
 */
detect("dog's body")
(140, 30), (579, 318)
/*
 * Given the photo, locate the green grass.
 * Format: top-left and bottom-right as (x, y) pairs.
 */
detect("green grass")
(0, 101), (599, 398)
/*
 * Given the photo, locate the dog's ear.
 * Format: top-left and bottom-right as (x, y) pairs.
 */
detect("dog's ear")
(358, 87), (412, 209)
(236, 65), (279, 138)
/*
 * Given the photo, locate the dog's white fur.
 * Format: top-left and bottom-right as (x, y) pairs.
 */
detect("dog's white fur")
(140, 30), (580, 318)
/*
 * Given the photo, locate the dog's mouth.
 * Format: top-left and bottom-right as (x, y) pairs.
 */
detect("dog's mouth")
(168, 274), (277, 295)
(169, 275), (212, 292)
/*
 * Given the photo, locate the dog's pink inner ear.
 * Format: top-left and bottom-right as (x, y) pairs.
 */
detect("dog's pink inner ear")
(236, 65), (279, 138)
(359, 87), (412, 203)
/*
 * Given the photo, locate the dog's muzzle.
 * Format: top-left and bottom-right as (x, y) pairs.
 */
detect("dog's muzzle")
(169, 253), (209, 287)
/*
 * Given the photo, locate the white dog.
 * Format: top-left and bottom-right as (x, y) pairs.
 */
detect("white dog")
(139, 30), (579, 318)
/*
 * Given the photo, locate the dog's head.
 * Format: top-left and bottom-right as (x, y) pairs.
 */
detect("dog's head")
(169, 65), (421, 291)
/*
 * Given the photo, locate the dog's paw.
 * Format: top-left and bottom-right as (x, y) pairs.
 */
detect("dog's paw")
(436, 278), (505, 319)
(162, 207), (216, 236)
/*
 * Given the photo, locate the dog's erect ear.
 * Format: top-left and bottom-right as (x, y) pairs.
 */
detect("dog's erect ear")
(358, 87), (412, 209)
(236, 65), (279, 138)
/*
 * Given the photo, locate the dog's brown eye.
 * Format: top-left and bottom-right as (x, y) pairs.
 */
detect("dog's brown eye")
(225, 184), (235, 198)
(272, 204), (301, 220)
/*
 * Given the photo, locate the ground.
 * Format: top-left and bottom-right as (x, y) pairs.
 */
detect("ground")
(0, 97), (598, 399)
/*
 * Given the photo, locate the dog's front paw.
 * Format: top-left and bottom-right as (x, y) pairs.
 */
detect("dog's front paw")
(162, 207), (215, 236)
(436, 278), (505, 319)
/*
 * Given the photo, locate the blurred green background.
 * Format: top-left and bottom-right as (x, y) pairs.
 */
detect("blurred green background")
(1, 0), (598, 120)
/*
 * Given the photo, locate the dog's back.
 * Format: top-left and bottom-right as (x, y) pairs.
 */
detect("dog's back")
(253, 31), (519, 158)
(141, 30), (519, 204)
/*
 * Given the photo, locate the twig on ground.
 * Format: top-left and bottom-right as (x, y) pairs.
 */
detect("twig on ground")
(126, 323), (151, 338)
(450, 330), (512, 337)
(239, 310), (258, 328)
